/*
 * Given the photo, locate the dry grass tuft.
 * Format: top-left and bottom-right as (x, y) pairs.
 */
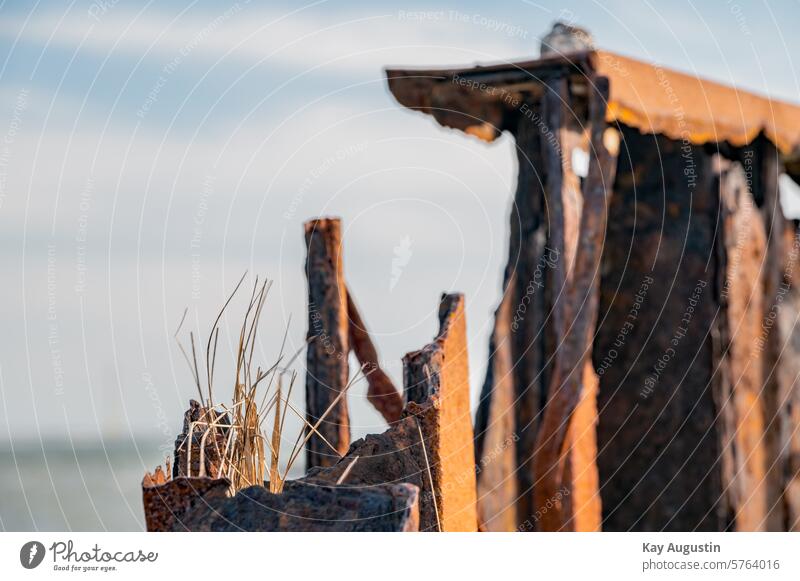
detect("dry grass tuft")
(175, 273), (363, 495)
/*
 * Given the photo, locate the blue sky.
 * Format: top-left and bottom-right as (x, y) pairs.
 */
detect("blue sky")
(1, 0), (799, 451)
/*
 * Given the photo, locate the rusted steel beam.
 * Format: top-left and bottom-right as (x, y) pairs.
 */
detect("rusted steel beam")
(559, 79), (615, 534)
(402, 293), (478, 531)
(305, 414), (432, 524)
(526, 75), (570, 532)
(756, 140), (793, 531)
(476, 103), (551, 531)
(346, 290), (403, 423)
(304, 217), (350, 469)
(523, 74), (574, 531)
(534, 76), (615, 531)
(512, 129), (548, 520)
(473, 78), (599, 531)
(713, 157), (769, 530)
(539, 77), (569, 342)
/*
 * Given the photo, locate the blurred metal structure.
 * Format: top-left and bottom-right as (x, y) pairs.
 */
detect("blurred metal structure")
(386, 29), (800, 531)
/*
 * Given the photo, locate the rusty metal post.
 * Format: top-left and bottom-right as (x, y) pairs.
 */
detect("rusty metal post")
(304, 218), (350, 469)
(534, 76), (616, 531)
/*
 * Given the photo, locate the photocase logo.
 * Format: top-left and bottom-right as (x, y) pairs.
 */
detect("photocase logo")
(390, 235), (413, 292)
(20, 541), (45, 569)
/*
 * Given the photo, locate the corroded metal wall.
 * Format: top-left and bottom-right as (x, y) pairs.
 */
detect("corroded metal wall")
(595, 127), (722, 531)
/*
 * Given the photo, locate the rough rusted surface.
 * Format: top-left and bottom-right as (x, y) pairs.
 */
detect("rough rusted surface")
(473, 99), (551, 531)
(305, 415), (436, 526)
(787, 394), (800, 530)
(145, 292), (471, 532)
(402, 293), (478, 531)
(180, 481), (419, 532)
(596, 126), (721, 531)
(473, 289), (518, 531)
(307, 416), (425, 486)
(561, 361), (602, 531)
(347, 290), (403, 423)
(142, 470), (230, 532)
(756, 141), (792, 531)
(304, 293), (478, 531)
(504, 107), (550, 530)
(306, 411), (463, 532)
(172, 399), (229, 479)
(528, 77), (571, 532)
(591, 51), (800, 155)
(533, 77), (612, 532)
(714, 158), (769, 530)
(472, 81), (601, 531)
(304, 217), (350, 469)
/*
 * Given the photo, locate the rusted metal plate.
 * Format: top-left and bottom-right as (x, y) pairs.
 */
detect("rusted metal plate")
(472, 80), (604, 531)
(473, 288), (519, 532)
(180, 481), (419, 532)
(142, 471), (230, 532)
(472, 99), (551, 532)
(403, 293), (478, 532)
(561, 361), (602, 531)
(596, 127), (722, 531)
